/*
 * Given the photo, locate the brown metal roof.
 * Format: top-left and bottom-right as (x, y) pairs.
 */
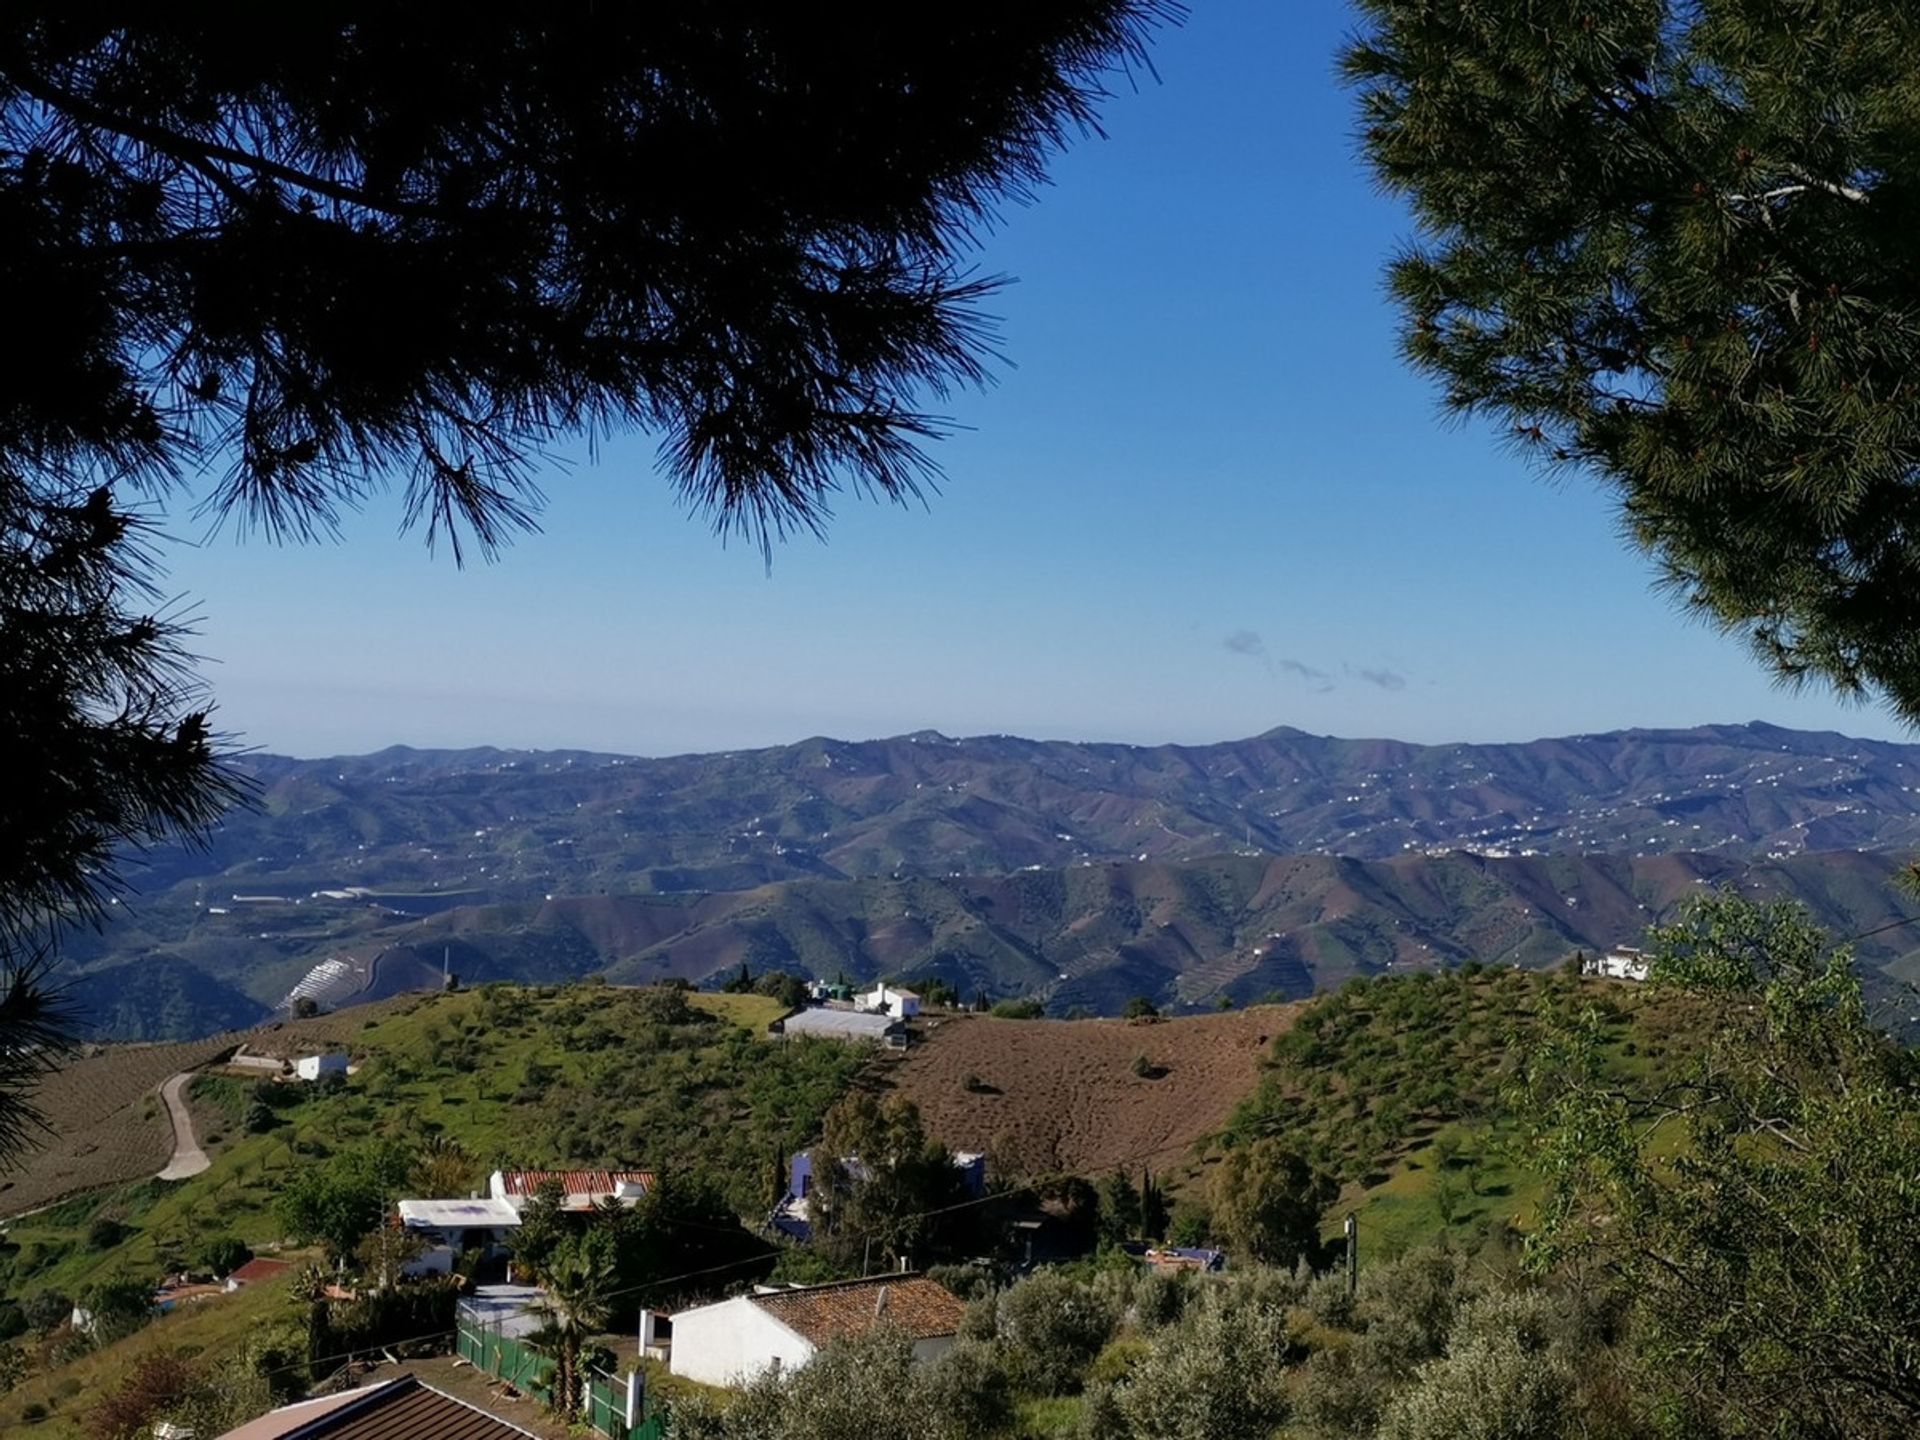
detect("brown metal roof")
(218, 1376), (540, 1440)
(228, 1257), (293, 1283)
(749, 1275), (964, 1348)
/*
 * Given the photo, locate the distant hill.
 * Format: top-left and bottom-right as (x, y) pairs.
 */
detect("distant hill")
(357, 847), (1920, 1020)
(59, 722), (1920, 1037)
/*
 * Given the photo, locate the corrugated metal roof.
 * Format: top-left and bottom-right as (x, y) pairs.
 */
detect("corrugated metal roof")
(227, 1257), (293, 1284)
(218, 1376), (541, 1440)
(779, 1008), (899, 1040)
(749, 1275), (963, 1348)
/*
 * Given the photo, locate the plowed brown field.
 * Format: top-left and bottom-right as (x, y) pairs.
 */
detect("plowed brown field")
(880, 1004), (1300, 1179)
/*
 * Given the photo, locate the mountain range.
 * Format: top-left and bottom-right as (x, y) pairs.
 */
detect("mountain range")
(62, 722), (1920, 1037)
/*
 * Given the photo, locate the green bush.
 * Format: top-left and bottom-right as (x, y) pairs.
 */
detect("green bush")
(995, 1269), (1117, 1396)
(1376, 1291), (1575, 1440)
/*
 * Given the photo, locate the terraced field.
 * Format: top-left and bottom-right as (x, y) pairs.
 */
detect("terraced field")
(879, 1004), (1300, 1179)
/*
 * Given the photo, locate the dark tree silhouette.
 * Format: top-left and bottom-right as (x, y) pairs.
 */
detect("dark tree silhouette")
(0, 6), (1176, 1167)
(1348, 1), (1920, 722)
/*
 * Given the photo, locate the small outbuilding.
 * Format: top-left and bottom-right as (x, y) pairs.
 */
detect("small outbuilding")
(294, 1052), (348, 1082)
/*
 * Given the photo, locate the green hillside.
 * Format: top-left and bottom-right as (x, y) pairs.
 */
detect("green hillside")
(1210, 966), (1712, 1259)
(0, 987), (859, 1313)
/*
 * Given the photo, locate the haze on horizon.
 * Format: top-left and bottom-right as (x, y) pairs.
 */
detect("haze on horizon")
(153, 0), (1918, 761)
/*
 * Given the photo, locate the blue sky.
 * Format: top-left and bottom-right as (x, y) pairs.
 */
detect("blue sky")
(158, 1), (1912, 759)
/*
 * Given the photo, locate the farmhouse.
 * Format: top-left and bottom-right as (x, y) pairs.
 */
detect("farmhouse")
(857, 983), (921, 1018)
(294, 1052), (348, 1082)
(773, 1007), (904, 1045)
(1586, 946), (1652, 982)
(397, 1197), (522, 1276)
(668, 1275), (964, 1388)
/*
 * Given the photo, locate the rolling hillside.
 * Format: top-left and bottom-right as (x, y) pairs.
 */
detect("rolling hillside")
(195, 848), (1920, 1022)
(55, 722), (1920, 1036)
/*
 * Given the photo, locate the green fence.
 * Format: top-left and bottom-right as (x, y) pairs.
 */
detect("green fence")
(456, 1304), (666, 1440)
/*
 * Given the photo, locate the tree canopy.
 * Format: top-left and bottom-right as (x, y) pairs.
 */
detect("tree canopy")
(1347, 0), (1920, 721)
(0, 6), (1174, 1164)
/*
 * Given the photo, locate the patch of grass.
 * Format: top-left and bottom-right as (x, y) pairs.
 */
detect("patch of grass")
(1013, 1394), (1085, 1436)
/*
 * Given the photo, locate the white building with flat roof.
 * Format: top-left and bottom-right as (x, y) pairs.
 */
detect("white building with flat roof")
(857, 984), (921, 1018)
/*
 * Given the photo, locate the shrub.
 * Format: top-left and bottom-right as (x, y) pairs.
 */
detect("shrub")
(22, 1290), (71, 1336)
(86, 1216), (126, 1250)
(632, 984), (697, 1026)
(1122, 996), (1160, 1020)
(918, 1337), (1014, 1437)
(200, 1235), (253, 1279)
(990, 998), (1045, 1020)
(1101, 1294), (1292, 1440)
(995, 1269), (1117, 1396)
(1132, 1269), (1187, 1331)
(1375, 1291), (1576, 1440)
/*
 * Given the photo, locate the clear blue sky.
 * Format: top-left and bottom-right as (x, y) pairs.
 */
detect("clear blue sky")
(158, 1), (1913, 759)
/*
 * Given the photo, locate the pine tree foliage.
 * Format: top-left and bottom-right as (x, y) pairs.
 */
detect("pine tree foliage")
(1347, 1), (1920, 719)
(0, 7), (1174, 1164)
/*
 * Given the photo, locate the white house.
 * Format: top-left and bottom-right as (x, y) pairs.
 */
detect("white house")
(668, 1275), (964, 1388)
(294, 1052), (348, 1082)
(397, 1197), (522, 1276)
(857, 984), (921, 1018)
(1587, 946), (1652, 982)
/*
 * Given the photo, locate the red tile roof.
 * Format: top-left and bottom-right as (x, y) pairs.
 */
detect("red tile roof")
(496, 1169), (654, 1198)
(228, 1257), (294, 1284)
(749, 1275), (964, 1348)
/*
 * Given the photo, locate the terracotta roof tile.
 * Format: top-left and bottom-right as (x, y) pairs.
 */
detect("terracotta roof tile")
(750, 1275), (963, 1348)
(496, 1169), (654, 1198)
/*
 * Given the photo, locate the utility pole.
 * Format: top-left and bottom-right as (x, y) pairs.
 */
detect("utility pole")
(1344, 1214), (1358, 1297)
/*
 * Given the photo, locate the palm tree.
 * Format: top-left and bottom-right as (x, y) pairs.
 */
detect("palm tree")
(528, 1238), (614, 1419)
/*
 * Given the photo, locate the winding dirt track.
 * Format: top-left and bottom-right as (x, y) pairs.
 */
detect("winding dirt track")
(155, 1072), (210, 1181)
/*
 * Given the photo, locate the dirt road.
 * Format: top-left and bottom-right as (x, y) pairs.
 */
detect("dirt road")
(156, 1071), (210, 1181)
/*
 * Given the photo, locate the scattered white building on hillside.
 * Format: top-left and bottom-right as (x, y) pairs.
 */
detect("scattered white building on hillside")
(295, 1052), (349, 1082)
(857, 983), (921, 1018)
(395, 1169), (655, 1277)
(773, 1008), (905, 1045)
(397, 1197), (522, 1276)
(669, 1275), (964, 1388)
(1586, 946), (1652, 982)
